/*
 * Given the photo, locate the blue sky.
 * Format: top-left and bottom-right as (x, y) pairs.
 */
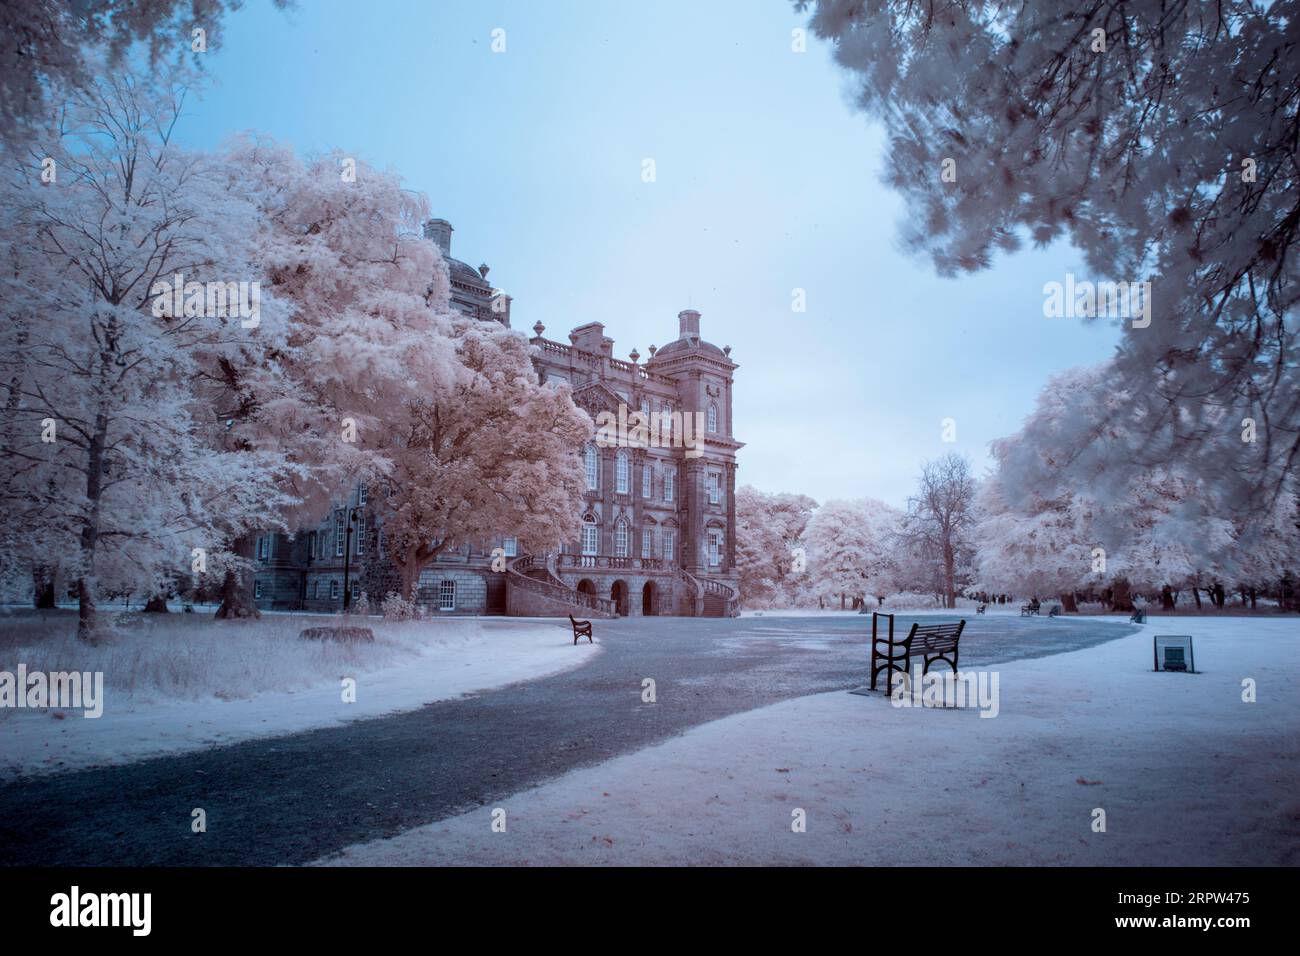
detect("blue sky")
(175, 0), (1124, 509)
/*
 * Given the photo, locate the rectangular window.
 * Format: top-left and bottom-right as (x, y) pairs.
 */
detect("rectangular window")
(616, 454), (629, 494)
(334, 512), (345, 557)
(581, 522), (599, 556)
(708, 472), (721, 505)
(439, 580), (456, 611)
(330, 580), (340, 600)
(351, 580), (360, 599)
(256, 535), (269, 561)
(708, 530), (723, 567)
(585, 447), (599, 491)
(665, 470), (675, 503)
(254, 580), (264, 599)
(503, 537), (517, 557)
(664, 530), (676, 563)
(358, 484), (368, 506)
(355, 512), (366, 555)
(642, 464), (651, 498)
(642, 528), (652, 558)
(614, 522), (629, 558)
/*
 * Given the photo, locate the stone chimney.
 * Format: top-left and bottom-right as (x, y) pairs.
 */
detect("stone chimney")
(569, 322), (608, 355)
(423, 218), (453, 257)
(678, 309), (701, 337)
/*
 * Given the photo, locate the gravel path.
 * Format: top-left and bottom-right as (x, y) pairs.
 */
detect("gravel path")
(0, 612), (1132, 866)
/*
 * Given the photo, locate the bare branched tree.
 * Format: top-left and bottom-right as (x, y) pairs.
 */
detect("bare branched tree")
(900, 453), (976, 609)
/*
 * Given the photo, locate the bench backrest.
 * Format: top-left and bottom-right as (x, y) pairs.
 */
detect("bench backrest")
(908, 619), (965, 648)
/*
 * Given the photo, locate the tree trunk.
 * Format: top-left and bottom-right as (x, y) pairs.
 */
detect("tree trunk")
(1249, 587), (1257, 610)
(33, 565), (56, 609)
(1059, 592), (1078, 613)
(76, 577), (98, 642)
(76, 406), (110, 642)
(1191, 587), (1202, 609)
(400, 562), (420, 604)
(1160, 585), (1176, 610)
(144, 594), (170, 613)
(1109, 579), (1135, 612)
(215, 533), (260, 620)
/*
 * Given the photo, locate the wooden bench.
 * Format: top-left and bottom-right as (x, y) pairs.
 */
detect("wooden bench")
(869, 612), (966, 691)
(976, 603), (987, 614)
(1047, 604), (1061, 617)
(568, 613), (593, 645)
(1020, 599), (1041, 616)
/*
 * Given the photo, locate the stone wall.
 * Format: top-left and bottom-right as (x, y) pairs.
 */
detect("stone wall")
(417, 567), (488, 615)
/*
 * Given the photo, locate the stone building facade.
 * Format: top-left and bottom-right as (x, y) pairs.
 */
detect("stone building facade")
(252, 219), (740, 617)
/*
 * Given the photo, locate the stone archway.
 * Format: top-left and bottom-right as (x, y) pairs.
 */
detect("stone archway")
(610, 580), (629, 617)
(642, 581), (656, 616)
(577, 579), (596, 597)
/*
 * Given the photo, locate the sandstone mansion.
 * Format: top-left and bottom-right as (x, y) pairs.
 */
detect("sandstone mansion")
(251, 220), (742, 617)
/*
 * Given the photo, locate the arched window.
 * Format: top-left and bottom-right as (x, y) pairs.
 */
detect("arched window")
(616, 451), (630, 494)
(584, 445), (599, 491)
(707, 402), (718, 433)
(614, 518), (630, 558)
(581, 515), (599, 555)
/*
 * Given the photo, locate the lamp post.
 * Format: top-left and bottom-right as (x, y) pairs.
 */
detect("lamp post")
(341, 507), (360, 613)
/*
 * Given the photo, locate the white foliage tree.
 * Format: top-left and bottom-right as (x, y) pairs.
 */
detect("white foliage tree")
(978, 364), (1299, 610)
(0, 69), (295, 638)
(798, 0), (1300, 525)
(379, 322), (593, 602)
(0, 1), (289, 144)
(734, 486), (818, 608)
(801, 497), (903, 609)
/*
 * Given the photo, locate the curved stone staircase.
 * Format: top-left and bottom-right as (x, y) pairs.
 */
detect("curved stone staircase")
(678, 568), (739, 617)
(507, 554), (616, 618)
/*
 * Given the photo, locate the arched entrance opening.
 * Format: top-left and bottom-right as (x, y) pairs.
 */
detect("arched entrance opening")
(577, 579), (596, 597)
(642, 581), (656, 616)
(610, 580), (629, 617)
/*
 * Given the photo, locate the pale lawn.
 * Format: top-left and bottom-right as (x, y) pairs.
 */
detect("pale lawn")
(0, 609), (599, 778)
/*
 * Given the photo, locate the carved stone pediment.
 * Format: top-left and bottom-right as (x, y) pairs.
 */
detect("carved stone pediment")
(572, 382), (627, 419)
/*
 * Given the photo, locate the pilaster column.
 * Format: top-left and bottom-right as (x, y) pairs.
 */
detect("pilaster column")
(725, 461), (737, 571)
